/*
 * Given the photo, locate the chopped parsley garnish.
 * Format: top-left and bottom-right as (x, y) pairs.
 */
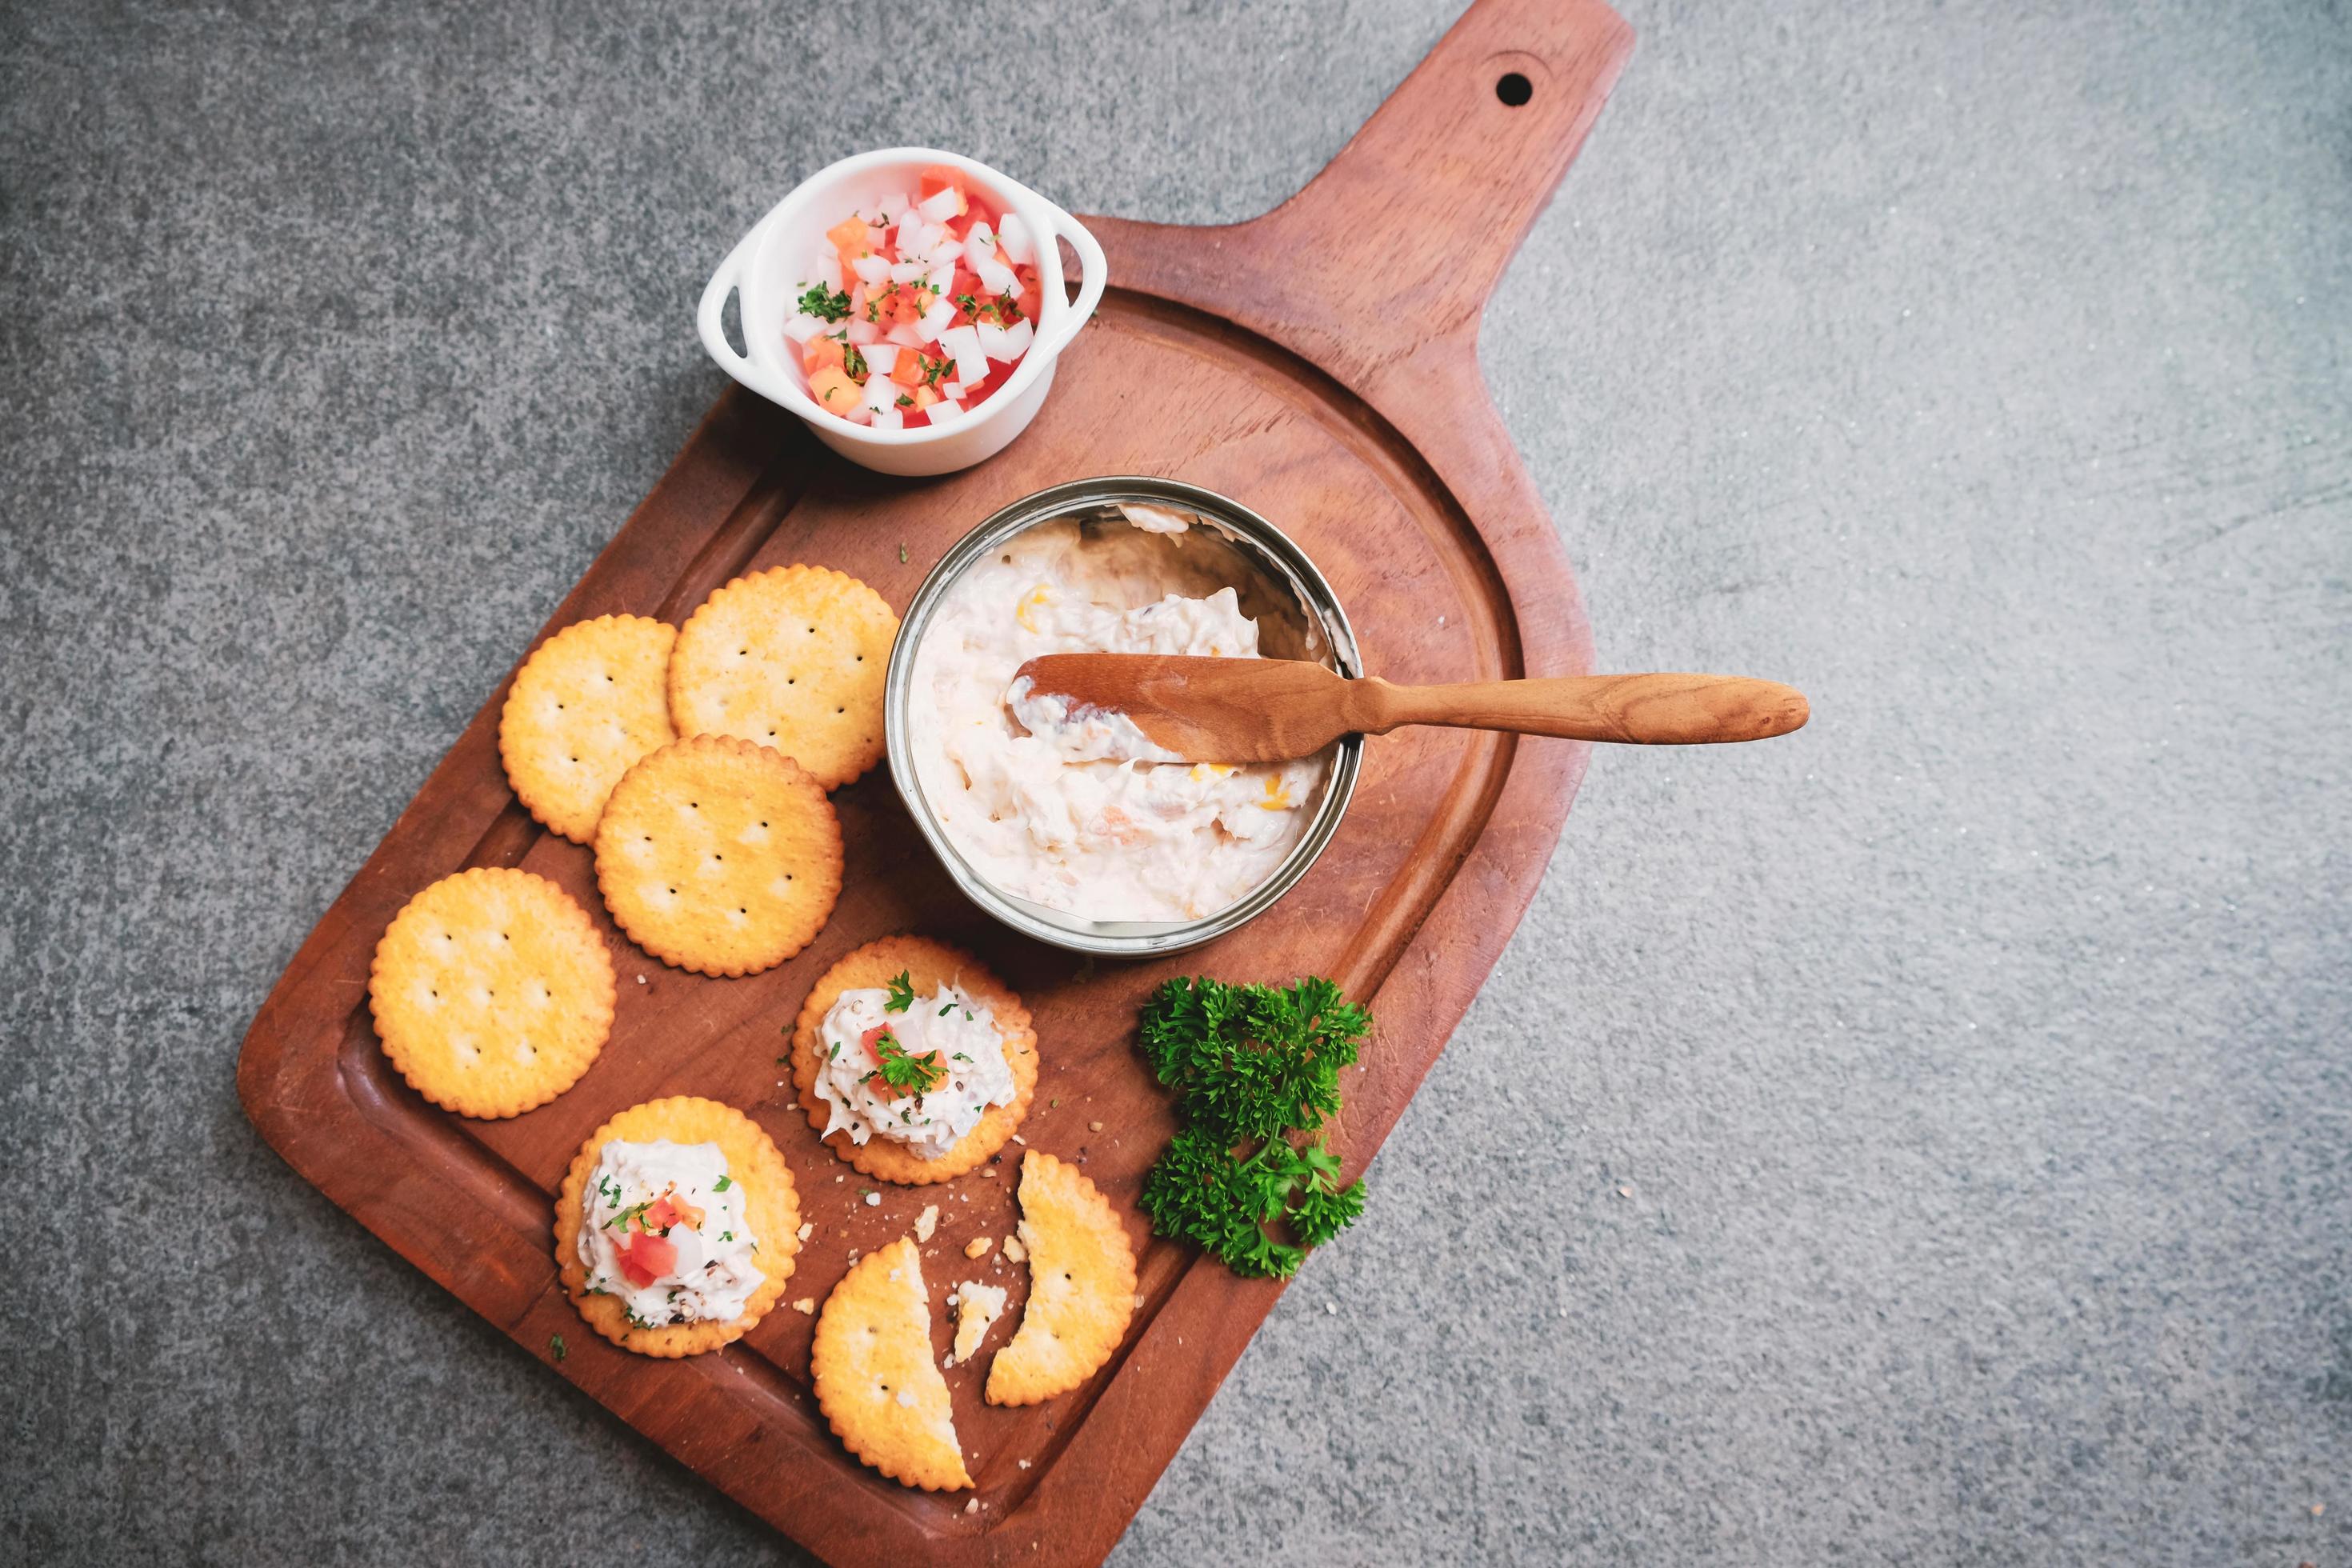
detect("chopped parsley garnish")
(923, 354), (952, 388)
(872, 1027), (946, 1096)
(897, 394), (914, 408)
(938, 1002), (956, 1017)
(720, 1230), (733, 1242)
(843, 344), (868, 381)
(1135, 976), (1371, 1279)
(605, 1199), (654, 1234)
(710, 1174), (732, 1192)
(884, 971), (917, 1012)
(797, 283), (851, 322)
(550, 1333), (567, 1362)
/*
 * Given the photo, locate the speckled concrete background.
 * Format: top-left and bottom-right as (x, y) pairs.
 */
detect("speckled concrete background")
(4, 0), (2346, 1562)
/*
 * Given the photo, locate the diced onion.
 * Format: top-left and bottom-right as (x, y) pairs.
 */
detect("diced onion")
(885, 323), (926, 347)
(850, 254), (891, 287)
(937, 325), (987, 387)
(941, 381), (966, 400)
(973, 254), (1017, 296)
(887, 259), (930, 285)
(863, 192), (909, 226)
(846, 317), (882, 346)
(918, 300), (958, 338)
(895, 218), (934, 257)
(917, 186), (962, 224)
(784, 314), (828, 344)
(870, 407), (904, 430)
(974, 320), (1010, 358)
(925, 397), (966, 427)
(995, 214), (1034, 266)
(1002, 318), (1034, 357)
(966, 222), (996, 260)
(926, 260), (956, 294)
(860, 376), (899, 414)
(862, 342), (899, 374)
(802, 248), (842, 291)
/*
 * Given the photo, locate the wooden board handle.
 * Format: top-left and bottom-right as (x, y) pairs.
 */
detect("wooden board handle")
(1354, 673), (1810, 746)
(1087, 0), (1634, 382)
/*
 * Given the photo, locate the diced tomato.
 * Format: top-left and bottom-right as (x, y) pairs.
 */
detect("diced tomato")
(826, 216), (870, 254)
(890, 353), (926, 388)
(642, 1192), (703, 1234)
(892, 286), (926, 326)
(806, 366), (861, 415)
(911, 384), (941, 410)
(967, 357), (1018, 408)
(917, 165), (969, 211)
(859, 1023), (890, 1062)
(614, 1230), (677, 1289)
(802, 334), (845, 374)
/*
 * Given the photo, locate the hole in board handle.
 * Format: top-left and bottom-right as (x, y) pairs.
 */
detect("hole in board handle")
(1496, 72), (1533, 107)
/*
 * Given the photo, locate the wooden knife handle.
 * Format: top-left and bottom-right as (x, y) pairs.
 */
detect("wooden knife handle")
(1352, 673), (1810, 746)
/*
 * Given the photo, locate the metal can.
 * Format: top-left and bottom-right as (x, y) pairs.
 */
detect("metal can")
(884, 475), (1364, 956)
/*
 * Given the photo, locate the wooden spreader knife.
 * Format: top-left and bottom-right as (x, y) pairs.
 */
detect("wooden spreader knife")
(1013, 655), (1810, 764)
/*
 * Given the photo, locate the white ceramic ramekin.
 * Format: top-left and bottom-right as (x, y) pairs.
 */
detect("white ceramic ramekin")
(697, 148), (1107, 478)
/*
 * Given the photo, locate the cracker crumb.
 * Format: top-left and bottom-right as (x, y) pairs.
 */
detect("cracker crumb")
(1133, 1293), (1145, 1310)
(864, 1190), (881, 1206)
(965, 1499), (981, 1514)
(1002, 1234), (1027, 1262)
(965, 1237), (993, 1259)
(792, 1298), (815, 1314)
(635, 974), (646, 984)
(915, 1204), (939, 1242)
(1616, 1186), (1633, 1198)
(1012, 1134), (1026, 1146)
(1018, 1458), (1031, 1470)
(1324, 1301), (1337, 1315)
(797, 1222), (814, 1242)
(1088, 1120), (1103, 1132)
(835, 1174), (845, 1182)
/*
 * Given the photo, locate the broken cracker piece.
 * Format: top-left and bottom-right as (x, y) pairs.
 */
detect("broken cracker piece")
(952, 1281), (1008, 1363)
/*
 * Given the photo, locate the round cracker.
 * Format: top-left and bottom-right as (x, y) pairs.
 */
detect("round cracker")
(554, 1095), (802, 1357)
(498, 614), (678, 844)
(811, 1236), (971, 1490)
(986, 1150), (1138, 1407)
(594, 734), (843, 977)
(666, 565), (898, 790)
(790, 935), (1038, 1186)
(367, 867), (615, 1119)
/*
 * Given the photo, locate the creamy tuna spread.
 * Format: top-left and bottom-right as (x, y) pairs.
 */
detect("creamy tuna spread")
(815, 981), (1017, 1159)
(576, 1139), (763, 1328)
(910, 506), (1330, 922)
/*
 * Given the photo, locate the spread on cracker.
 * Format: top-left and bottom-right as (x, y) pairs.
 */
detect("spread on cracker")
(812, 1236), (971, 1490)
(986, 1150), (1138, 1406)
(667, 564), (897, 790)
(367, 867), (614, 1119)
(554, 1096), (800, 1357)
(498, 614), (676, 843)
(594, 734), (842, 977)
(791, 935), (1037, 1185)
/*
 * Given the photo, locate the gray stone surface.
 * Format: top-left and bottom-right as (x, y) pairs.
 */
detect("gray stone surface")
(3, 0), (2346, 1562)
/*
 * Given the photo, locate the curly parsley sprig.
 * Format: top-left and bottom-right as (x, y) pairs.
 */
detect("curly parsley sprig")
(1136, 976), (1371, 1279)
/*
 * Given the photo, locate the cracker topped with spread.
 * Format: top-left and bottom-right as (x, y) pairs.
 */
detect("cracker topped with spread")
(498, 614), (677, 844)
(367, 867), (615, 1119)
(594, 734), (843, 977)
(790, 935), (1037, 1186)
(667, 565), (898, 790)
(554, 1095), (800, 1357)
(811, 1236), (970, 1491)
(987, 1149), (1138, 1406)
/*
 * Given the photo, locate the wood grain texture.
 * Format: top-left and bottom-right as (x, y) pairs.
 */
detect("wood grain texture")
(1018, 654), (1809, 758)
(235, 2), (1634, 1564)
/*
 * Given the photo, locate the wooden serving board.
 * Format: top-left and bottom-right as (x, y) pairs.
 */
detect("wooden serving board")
(238, 2), (1632, 1562)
